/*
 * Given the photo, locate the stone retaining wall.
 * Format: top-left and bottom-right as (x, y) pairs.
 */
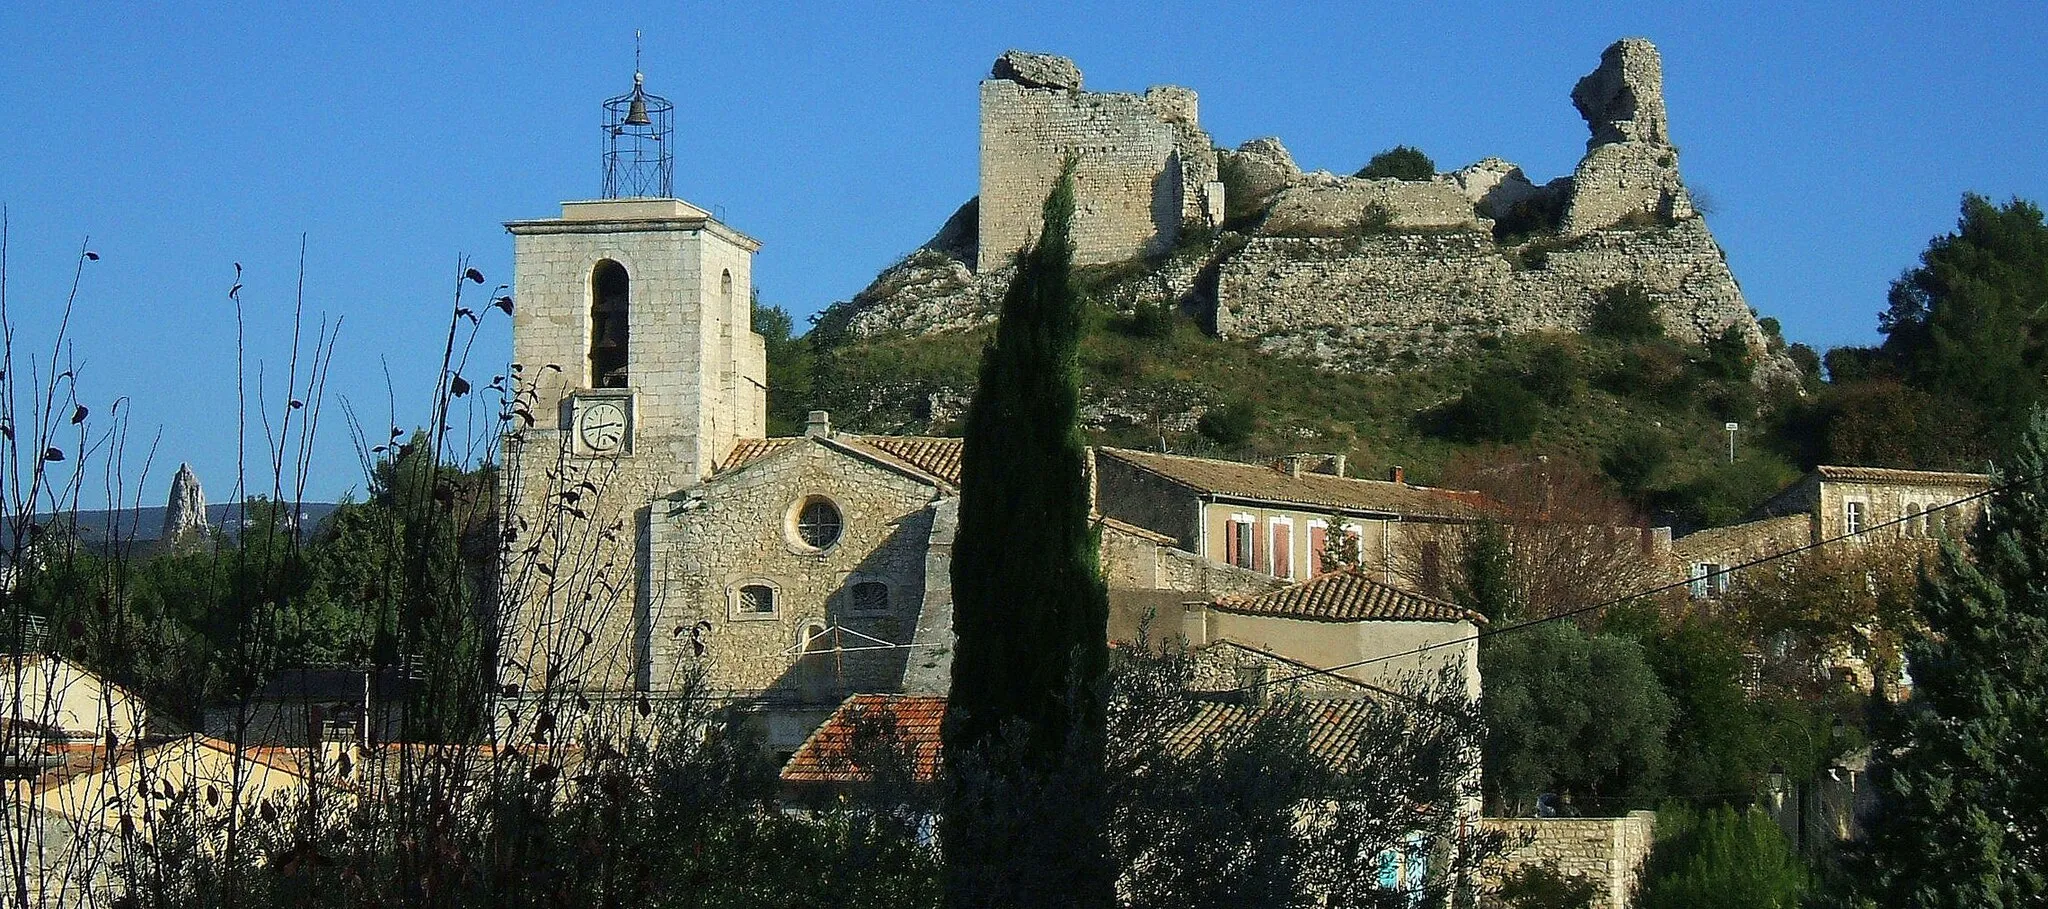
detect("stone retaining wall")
(1484, 811), (1657, 909)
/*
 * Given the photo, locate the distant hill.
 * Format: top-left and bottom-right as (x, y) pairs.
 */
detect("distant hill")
(8, 501), (342, 551)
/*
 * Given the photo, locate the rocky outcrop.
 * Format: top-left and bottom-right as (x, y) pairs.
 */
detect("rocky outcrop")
(991, 50), (1082, 91)
(162, 463), (207, 544)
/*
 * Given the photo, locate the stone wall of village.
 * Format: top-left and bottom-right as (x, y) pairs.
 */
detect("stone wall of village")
(1485, 811), (1659, 909)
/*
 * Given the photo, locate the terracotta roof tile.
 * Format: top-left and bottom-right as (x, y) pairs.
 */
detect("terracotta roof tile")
(1161, 699), (1386, 766)
(1097, 448), (1489, 520)
(781, 694), (947, 784)
(1212, 568), (1478, 623)
(716, 436), (964, 488)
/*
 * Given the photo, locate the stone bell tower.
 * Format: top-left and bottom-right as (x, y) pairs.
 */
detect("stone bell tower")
(500, 62), (767, 697)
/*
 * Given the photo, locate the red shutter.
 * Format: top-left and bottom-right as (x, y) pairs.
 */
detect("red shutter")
(1224, 520), (1242, 567)
(1309, 525), (1326, 573)
(1250, 519), (1264, 572)
(1273, 523), (1292, 578)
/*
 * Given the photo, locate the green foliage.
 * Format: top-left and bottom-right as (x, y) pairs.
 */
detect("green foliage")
(1811, 378), (1990, 471)
(1442, 373), (1543, 443)
(1704, 325), (1755, 383)
(944, 164), (1116, 907)
(1590, 283), (1664, 341)
(1861, 407), (2048, 907)
(1357, 145), (1436, 181)
(1481, 620), (1674, 814)
(1493, 861), (1599, 909)
(1494, 194), (1569, 246)
(1636, 804), (1807, 909)
(1523, 340), (1582, 407)
(1454, 522), (1521, 624)
(753, 295), (816, 436)
(1879, 194), (2048, 447)
(1196, 400), (1257, 447)
(1602, 427), (1673, 498)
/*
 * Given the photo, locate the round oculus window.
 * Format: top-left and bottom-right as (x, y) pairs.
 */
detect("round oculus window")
(794, 497), (843, 550)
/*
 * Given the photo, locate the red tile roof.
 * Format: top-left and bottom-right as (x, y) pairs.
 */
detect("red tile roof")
(1096, 448), (1490, 520)
(780, 694), (947, 784)
(717, 436), (965, 488)
(1813, 465), (1990, 487)
(780, 693), (1393, 784)
(1212, 568), (1480, 624)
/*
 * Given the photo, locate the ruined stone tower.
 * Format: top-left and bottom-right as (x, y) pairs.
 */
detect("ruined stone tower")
(500, 66), (767, 696)
(161, 463), (207, 545)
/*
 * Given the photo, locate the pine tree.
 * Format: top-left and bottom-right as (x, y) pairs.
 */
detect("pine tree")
(1863, 407), (2048, 906)
(941, 164), (1115, 908)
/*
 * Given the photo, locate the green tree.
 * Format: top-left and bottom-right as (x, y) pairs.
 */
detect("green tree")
(1481, 620), (1673, 814)
(753, 294), (817, 436)
(942, 164), (1116, 907)
(1356, 145), (1435, 180)
(1862, 407), (2048, 907)
(1443, 373), (1543, 443)
(1637, 804), (1807, 909)
(1880, 194), (2048, 445)
(1196, 400), (1256, 447)
(1454, 521), (1522, 624)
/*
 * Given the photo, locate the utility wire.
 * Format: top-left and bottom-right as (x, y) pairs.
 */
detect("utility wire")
(1230, 470), (2023, 694)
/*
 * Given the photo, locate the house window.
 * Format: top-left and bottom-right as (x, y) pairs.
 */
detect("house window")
(1844, 501), (1865, 537)
(736, 583), (777, 616)
(1419, 541), (1442, 597)
(1225, 514), (1255, 569)
(1269, 518), (1293, 579)
(1690, 563), (1727, 598)
(1902, 503), (1920, 538)
(589, 259), (630, 388)
(792, 497), (843, 550)
(849, 580), (889, 614)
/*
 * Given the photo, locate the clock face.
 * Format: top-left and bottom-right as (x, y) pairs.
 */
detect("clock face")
(577, 401), (628, 452)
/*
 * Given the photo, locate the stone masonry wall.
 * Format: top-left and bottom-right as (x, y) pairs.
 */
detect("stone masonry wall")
(1213, 218), (1766, 370)
(979, 52), (1216, 269)
(646, 439), (941, 701)
(1485, 812), (1658, 909)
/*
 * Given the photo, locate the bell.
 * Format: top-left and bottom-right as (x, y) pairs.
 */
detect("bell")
(624, 93), (650, 126)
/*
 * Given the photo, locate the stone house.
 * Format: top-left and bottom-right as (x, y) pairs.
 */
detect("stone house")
(1673, 465), (1991, 599)
(1092, 447), (1491, 596)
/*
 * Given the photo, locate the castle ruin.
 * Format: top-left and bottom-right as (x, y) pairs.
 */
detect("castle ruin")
(830, 38), (1785, 377)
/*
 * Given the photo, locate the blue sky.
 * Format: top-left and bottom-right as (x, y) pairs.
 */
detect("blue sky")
(2, 2), (2044, 505)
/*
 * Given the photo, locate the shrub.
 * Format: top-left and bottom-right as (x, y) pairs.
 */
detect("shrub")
(1493, 861), (1599, 909)
(1357, 145), (1435, 181)
(1636, 805), (1806, 909)
(1590, 283), (1664, 340)
(1523, 341), (1582, 407)
(1442, 373), (1543, 444)
(1197, 400), (1257, 446)
(1121, 300), (1180, 340)
(1704, 325), (1754, 383)
(1494, 193), (1568, 245)
(1602, 427), (1672, 496)
(1354, 201), (1395, 234)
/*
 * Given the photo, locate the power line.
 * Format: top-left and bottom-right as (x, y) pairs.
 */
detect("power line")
(1230, 471), (2020, 694)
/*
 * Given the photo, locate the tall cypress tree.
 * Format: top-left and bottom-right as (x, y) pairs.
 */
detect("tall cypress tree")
(1863, 407), (2048, 907)
(941, 165), (1114, 907)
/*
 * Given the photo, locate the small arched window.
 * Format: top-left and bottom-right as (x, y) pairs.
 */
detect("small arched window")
(590, 260), (630, 388)
(1904, 504), (1922, 538)
(849, 581), (889, 614)
(737, 583), (775, 615)
(721, 269), (734, 301)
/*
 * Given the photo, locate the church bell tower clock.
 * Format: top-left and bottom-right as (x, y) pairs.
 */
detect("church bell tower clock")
(499, 59), (767, 697)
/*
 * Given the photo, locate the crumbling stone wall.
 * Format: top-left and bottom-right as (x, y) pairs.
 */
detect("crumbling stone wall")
(1485, 812), (1658, 909)
(978, 51), (1216, 269)
(1214, 218), (1766, 369)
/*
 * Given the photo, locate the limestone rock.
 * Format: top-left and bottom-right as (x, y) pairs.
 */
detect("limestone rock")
(1142, 85), (1199, 123)
(991, 50), (1082, 91)
(1455, 158), (1542, 219)
(1572, 37), (1670, 148)
(162, 462), (207, 543)
(1217, 138), (1301, 216)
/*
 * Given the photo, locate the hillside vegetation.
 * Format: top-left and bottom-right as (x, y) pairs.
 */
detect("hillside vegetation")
(761, 193), (2045, 532)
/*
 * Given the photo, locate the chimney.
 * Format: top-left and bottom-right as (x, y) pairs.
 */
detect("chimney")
(1388, 465), (1406, 485)
(1287, 455), (1304, 479)
(805, 410), (832, 438)
(1180, 601), (1210, 647)
(1331, 453), (1346, 478)
(1236, 664), (1270, 706)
